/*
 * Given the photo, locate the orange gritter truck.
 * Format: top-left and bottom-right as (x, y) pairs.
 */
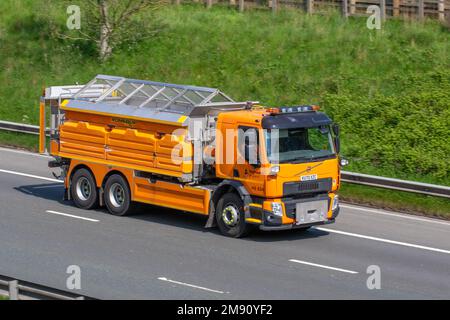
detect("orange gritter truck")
(39, 75), (346, 237)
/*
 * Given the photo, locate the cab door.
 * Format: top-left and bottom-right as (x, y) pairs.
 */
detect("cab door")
(236, 126), (265, 196)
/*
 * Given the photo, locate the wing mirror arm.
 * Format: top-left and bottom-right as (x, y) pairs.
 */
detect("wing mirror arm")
(332, 124), (341, 154)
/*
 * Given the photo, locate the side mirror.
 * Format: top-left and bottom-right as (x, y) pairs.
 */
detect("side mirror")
(332, 124), (340, 136)
(244, 143), (260, 167)
(332, 124), (340, 154)
(334, 136), (340, 154)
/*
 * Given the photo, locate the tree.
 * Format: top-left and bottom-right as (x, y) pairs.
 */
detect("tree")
(60, 0), (166, 61)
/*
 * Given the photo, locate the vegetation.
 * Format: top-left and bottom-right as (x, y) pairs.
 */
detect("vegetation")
(340, 183), (450, 219)
(56, 0), (165, 61)
(0, 132), (39, 151)
(0, 2), (448, 214)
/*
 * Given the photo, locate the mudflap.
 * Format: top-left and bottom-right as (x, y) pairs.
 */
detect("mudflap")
(64, 187), (70, 201)
(205, 201), (217, 228)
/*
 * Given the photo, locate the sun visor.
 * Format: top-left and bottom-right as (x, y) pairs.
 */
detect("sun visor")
(262, 112), (332, 129)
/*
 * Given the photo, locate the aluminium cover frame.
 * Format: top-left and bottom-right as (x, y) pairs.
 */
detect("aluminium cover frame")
(68, 75), (238, 123)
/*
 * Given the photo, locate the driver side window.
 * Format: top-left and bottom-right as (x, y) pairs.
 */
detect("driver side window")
(238, 126), (260, 165)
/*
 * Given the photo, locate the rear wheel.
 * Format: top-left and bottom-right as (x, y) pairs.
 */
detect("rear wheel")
(216, 193), (253, 238)
(71, 168), (98, 210)
(104, 174), (134, 216)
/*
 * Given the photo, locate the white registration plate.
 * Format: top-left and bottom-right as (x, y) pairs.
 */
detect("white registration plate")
(295, 200), (328, 225)
(300, 174), (317, 181)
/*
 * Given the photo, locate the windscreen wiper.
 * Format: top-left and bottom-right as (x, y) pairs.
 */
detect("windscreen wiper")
(290, 155), (334, 163)
(290, 157), (310, 164)
(310, 155), (335, 161)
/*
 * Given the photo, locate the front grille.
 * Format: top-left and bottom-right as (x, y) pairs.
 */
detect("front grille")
(283, 178), (332, 196)
(298, 181), (319, 191)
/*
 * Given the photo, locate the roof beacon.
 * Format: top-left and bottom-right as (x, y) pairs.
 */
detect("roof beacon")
(278, 105), (320, 114)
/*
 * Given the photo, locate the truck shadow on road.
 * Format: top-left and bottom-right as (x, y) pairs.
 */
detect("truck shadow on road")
(15, 183), (65, 204)
(15, 183), (329, 242)
(130, 203), (329, 242)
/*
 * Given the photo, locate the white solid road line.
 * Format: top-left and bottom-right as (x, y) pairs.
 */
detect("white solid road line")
(158, 277), (226, 294)
(341, 204), (450, 227)
(289, 259), (359, 274)
(0, 169), (62, 183)
(45, 210), (99, 222)
(317, 227), (450, 255)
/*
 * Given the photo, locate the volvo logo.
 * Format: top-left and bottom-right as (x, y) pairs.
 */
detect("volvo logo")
(295, 162), (324, 176)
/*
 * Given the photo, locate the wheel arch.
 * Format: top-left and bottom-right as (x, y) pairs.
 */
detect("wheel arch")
(69, 164), (98, 188)
(211, 180), (250, 208)
(205, 180), (252, 228)
(101, 170), (132, 194)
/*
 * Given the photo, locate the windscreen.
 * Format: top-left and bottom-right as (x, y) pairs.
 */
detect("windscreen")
(265, 125), (335, 164)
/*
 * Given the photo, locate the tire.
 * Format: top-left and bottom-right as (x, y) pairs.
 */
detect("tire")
(104, 174), (134, 216)
(215, 193), (253, 238)
(71, 168), (99, 210)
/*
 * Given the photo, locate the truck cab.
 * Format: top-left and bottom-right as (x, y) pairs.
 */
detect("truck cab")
(212, 105), (342, 236)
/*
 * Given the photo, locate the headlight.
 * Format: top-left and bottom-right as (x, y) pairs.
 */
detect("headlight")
(332, 195), (339, 211)
(271, 202), (283, 216)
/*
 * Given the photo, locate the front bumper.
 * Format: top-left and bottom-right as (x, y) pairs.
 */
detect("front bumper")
(259, 217), (336, 231)
(247, 195), (340, 231)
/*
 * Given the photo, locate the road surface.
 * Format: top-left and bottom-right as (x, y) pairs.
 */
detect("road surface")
(0, 147), (449, 299)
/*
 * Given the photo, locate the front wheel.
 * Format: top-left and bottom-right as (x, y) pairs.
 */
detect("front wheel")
(215, 193), (253, 238)
(104, 174), (135, 216)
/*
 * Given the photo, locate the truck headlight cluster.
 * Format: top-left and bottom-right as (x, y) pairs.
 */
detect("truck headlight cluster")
(271, 203), (283, 216)
(332, 195), (339, 211)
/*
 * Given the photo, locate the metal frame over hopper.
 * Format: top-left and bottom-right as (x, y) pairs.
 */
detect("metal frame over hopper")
(56, 75), (251, 126)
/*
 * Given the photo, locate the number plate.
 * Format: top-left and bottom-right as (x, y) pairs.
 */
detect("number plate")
(295, 200), (328, 225)
(300, 174), (317, 181)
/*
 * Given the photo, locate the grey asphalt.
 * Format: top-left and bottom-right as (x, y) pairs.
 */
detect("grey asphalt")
(0, 147), (449, 299)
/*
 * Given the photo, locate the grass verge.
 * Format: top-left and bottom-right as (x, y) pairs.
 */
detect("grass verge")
(0, 131), (39, 152)
(340, 183), (450, 220)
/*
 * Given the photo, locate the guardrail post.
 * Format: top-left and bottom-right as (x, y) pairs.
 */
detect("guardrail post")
(272, 0), (278, 12)
(393, 0), (400, 16)
(342, 0), (349, 18)
(418, 0), (425, 21)
(239, 0), (245, 12)
(438, 0), (445, 21)
(9, 280), (19, 300)
(349, 0), (356, 15)
(380, 0), (386, 21)
(306, 0), (314, 14)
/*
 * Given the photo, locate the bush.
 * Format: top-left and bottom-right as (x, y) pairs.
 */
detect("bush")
(323, 71), (450, 184)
